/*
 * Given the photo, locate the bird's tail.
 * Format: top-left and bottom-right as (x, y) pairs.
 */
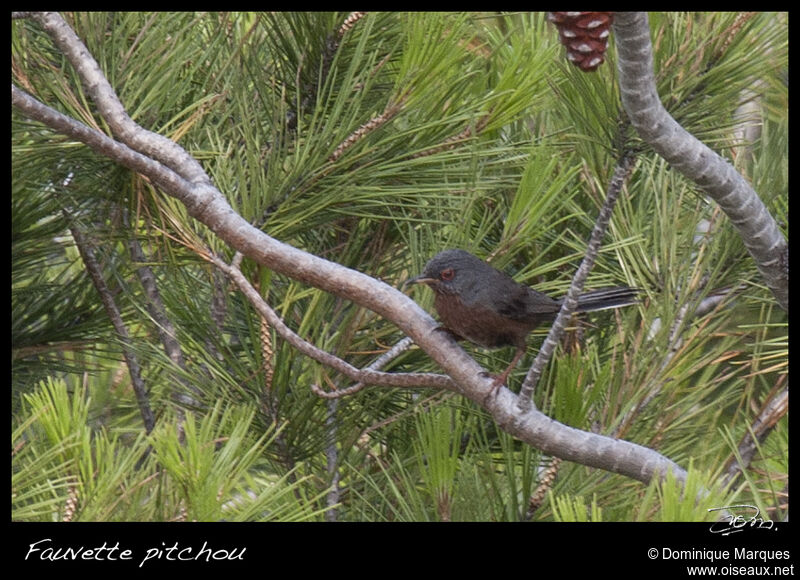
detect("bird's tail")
(573, 287), (640, 313)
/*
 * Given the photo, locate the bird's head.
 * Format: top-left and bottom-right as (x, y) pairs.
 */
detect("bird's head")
(404, 249), (484, 296)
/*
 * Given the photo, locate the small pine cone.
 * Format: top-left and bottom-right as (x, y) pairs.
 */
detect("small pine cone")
(547, 12), (614, 72)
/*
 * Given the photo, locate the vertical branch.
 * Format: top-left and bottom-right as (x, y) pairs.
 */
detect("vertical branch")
(126, 224), (203, 410)
(324, 397), (340, 522)
(68, 219), (156, 433)
(517, 154), (636, 410)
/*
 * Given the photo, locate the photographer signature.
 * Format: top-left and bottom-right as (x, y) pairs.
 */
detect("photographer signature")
(708, 504), (776, 536)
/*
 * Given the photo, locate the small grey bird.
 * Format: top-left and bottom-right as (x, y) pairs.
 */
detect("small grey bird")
(407, 249), (639, 389)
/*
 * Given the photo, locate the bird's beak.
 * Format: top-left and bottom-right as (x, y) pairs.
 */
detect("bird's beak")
(402, 275), (436, 289)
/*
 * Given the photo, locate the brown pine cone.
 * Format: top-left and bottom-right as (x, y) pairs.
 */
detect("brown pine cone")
(547, 12), (614, 72)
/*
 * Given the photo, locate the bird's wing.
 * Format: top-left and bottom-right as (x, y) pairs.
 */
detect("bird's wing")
(480, 279), (560, 322)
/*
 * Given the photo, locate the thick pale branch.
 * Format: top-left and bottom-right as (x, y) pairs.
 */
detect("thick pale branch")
(613, 12), (788, 310)
(216, 240), (687, 484)
(12, 85), (195, 202)
(12, 82), (482, 391)
(32, 12), (211, 185)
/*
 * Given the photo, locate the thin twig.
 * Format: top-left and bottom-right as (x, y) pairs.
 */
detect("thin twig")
(314, 336), (416, 398)
(517, 153), (636, 410)
(125, 220), (203, 410)
(722, 384), (788, 486)
(67, 219), (156, 433)
(209, 253), (456, 392)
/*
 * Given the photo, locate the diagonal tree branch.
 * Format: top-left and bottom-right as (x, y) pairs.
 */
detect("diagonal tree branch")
(125, 224), (204, 410)
(66, 217), (156, 433)
(31, 12), (211, 186)
(517, 152), (636, 410)
(209, 252), (456, 391)
(722, 384), (788, 487)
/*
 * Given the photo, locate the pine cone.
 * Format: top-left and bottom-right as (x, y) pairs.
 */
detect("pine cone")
(547, 12), (614, 72)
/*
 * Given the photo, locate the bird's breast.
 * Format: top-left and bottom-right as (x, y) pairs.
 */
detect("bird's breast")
(433, 292), (531, 349)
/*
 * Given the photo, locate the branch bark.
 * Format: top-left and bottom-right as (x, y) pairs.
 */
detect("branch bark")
(517, 152), (636, 409)
(67, 218), (156, 433)
(613, 11), (788, 310)
(11, 11), (687, 487)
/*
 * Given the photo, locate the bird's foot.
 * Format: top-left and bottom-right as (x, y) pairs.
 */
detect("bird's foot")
(479, 371), (507, 403)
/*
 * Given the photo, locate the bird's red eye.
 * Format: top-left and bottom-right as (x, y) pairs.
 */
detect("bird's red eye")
(440, 268), (455, 281)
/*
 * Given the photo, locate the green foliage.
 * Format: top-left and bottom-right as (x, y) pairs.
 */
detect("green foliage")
(413, 405), (464, 521)
(636, 461), (735, 522)
(148, 402), (328, 521)
(13, 377), (154, 521)
(12, 12), (787, 521)
(550, 492), (603, 522)
(12, 378), (326, 521)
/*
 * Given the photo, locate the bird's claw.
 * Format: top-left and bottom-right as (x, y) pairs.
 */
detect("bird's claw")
(478, 371), (505, 403)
